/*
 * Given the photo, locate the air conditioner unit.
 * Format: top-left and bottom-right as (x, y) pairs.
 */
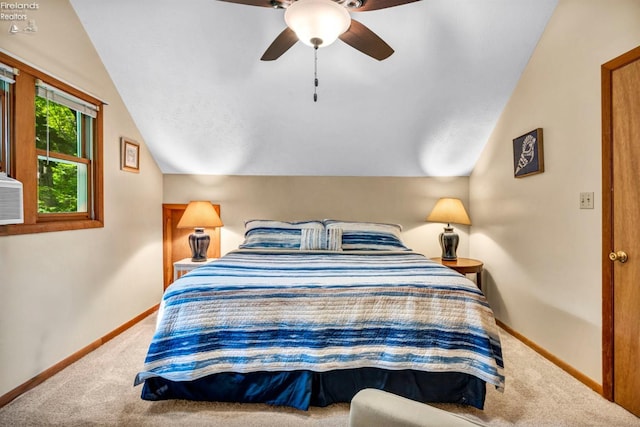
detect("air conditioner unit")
(0, 172), (24, 225)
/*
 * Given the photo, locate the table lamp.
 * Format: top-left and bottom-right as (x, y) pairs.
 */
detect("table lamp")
(177, 201), (223, 262)
(426, 197), (471, 261)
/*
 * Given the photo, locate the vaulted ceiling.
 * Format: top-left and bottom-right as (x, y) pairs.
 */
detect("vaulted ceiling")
(70, 0), (558, 176)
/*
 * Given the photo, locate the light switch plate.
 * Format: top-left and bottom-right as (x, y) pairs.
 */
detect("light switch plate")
(580, 192), (594, 209)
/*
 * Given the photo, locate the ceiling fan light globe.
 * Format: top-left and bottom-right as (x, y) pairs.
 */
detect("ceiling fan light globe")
(285, 0), (351, 47)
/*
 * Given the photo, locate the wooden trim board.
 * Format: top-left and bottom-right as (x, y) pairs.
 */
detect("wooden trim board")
(496, 319), (603, 395)
(0, 304), (159, 409)
(0, 307), (604, 408)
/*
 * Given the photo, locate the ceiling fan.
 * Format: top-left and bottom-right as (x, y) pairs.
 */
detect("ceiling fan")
(218, 0), (421, 61)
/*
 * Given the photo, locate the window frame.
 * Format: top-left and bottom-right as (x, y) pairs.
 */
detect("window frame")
(0, 87), (6, 174)
(0, 52), (104, 236)
(0, 75), (14, 175)
(35, 89), (94, 220)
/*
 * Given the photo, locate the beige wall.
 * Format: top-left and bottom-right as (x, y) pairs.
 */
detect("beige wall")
(0, 0), (164, 397)
(163, 175), (470, 258)
(470, 0), (640, 383)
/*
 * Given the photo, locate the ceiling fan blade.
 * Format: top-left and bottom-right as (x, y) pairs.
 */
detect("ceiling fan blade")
(261, 27), (299, 61)
(352, 0), (421, 12)
(218, 0), (279, 8)
(339, 19), (394, 61)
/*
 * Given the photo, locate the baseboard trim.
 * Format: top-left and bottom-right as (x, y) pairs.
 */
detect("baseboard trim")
(0, 308), (603, 408)
(496, 319), (603, 395)
(0, 304), (159, 409)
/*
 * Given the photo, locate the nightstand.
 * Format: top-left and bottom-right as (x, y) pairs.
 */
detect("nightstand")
(173, 257), (216, 281)
(430, 257), (484, 290)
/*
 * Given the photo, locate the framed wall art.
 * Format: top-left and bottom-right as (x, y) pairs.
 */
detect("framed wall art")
(120, 137), (140, 173)
(513, 128), (544, 178)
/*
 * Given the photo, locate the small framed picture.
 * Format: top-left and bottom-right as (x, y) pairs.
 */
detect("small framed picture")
(513, 128), (544, 178)
(120, 137), (140, 173)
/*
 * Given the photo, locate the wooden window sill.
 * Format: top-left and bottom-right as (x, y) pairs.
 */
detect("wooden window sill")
(0, 219), (103, 236)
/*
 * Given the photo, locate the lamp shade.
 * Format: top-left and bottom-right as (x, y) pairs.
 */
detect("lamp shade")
(177, 201), (223, 229)
(285, 0), (351, 47)
(426, 198), (471, 226)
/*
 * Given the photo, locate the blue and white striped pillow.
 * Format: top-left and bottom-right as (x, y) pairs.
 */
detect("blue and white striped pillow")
(324, 220), (410, 251)
(326, 227), (343, 251)
(239, 220), (326, 250)
(300, 228), (326, 250)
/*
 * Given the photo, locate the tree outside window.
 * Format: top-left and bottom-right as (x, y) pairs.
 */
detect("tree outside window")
(35, 96), (90, 214)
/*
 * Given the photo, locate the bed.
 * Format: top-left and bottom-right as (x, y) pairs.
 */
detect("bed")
(135, 220), (504, 410)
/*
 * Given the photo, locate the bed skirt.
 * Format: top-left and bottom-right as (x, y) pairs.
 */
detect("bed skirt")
(140, 368), (486, 411)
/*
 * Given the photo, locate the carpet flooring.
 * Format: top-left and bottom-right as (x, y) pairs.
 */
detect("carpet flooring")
(0, 313), (638, 426)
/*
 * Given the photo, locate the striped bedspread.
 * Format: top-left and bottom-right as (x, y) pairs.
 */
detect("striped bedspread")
(135, 250), (505, 392)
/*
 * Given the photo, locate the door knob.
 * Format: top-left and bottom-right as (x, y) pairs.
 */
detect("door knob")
(609, 251), (628, 263)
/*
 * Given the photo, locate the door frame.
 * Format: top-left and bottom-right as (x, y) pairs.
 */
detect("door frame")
(601, 45), (640, 401)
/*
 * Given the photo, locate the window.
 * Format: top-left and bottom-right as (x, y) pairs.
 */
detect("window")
(0, 52), (104, 235)
(35, 81), (97, 218)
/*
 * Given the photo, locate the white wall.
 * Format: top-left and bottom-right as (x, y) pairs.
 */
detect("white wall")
(470, 0), (640, 383)
(163, 175), (471, 258)
(0, 0), (164, 397)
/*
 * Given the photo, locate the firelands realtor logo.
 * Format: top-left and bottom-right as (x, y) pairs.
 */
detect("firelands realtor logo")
(1, 2), (39, 34)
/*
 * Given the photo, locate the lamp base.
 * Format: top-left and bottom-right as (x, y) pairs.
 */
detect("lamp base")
(439, 226), (459, 261)
(188, 228), (210, 262)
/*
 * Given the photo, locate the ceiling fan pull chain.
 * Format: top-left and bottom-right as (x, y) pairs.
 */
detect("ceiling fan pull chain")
(314, 44), (319, 102)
